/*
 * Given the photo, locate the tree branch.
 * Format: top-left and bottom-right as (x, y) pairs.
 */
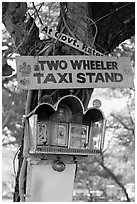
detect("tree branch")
(2, 110), (14, 129)
(96, 157), (131, 202)
(32, 2), (43, 25)
(102, 136), (115, 153)
(110, 113), (134, 131)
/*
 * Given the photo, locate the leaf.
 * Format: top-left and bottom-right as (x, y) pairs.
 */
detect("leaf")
(2, 62), (14, 77)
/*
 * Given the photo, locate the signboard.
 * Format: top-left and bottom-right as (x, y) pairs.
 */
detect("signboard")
(25, 160), (76, 202)
(16, 55), (133, 90)
(40, 26), (104, 56)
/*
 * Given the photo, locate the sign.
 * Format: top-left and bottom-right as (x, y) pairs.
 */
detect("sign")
(25, 160), (76, 202)
(16, 55), (133, 90)
(40, 26), (104, 56)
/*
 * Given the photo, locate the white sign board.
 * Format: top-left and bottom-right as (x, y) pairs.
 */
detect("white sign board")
(16, 55), (133, 89)
(25, 161), (76, 202)
(40, 26), (104, 56)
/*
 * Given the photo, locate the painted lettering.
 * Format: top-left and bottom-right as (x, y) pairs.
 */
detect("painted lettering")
(81, 44), (88, 51)
(68, 37), (73, 44)
(42, 26), (48, 33)
(95, 61), (101, 69)
(83, 60), (90, 70)
(114, 73), (123, 82)
(87, 47), (92, 55)
(86, 73), (96, 82)
(46, 60), (59, 70)
(105, 73), (114, 82)
(70, 60), (83, 70)
(112, 62), (118, 70)
(106, 61), (112, 69)
(34, 63), (40, 71)
(55, 31), (60, 38)
(73, 39), (78, 46)
(61, 35), (67, 41)
(43, 73), (57, 83)
(38, 61), (46, 70)
(48, 28), (52, 35)
(58, 73), (69, 83)
(69, 73), (73, 83)
(92, 49), (96, 56)
(101, 61), (107, 70)
(77, 73), (86, 83)
(34, 73), (44, 83)
(95, 73), (105, 83)
(90, 60), (96, 69)
(59, 60), (67, 70)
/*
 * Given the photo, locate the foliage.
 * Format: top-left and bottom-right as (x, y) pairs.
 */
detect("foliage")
(28, 2), (60, 29)
(2, 2), (60, 146)
(74, 85), (135, 201)
(2, 77), (27, 146)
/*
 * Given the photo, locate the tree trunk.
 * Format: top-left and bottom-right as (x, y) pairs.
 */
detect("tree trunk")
(58, 2), (94, 109)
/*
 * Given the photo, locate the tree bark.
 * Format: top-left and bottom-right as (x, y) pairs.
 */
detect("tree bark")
(2, 2), (39, 55)
(58, 2), (94, 109)
(88, 2), (135, 53)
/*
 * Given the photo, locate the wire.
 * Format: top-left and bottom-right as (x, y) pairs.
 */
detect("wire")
(50, 89), (58, 96)
(86, 17), (98, 48)
(93, 2), (132, 25)
(83, 3), (132, 50)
